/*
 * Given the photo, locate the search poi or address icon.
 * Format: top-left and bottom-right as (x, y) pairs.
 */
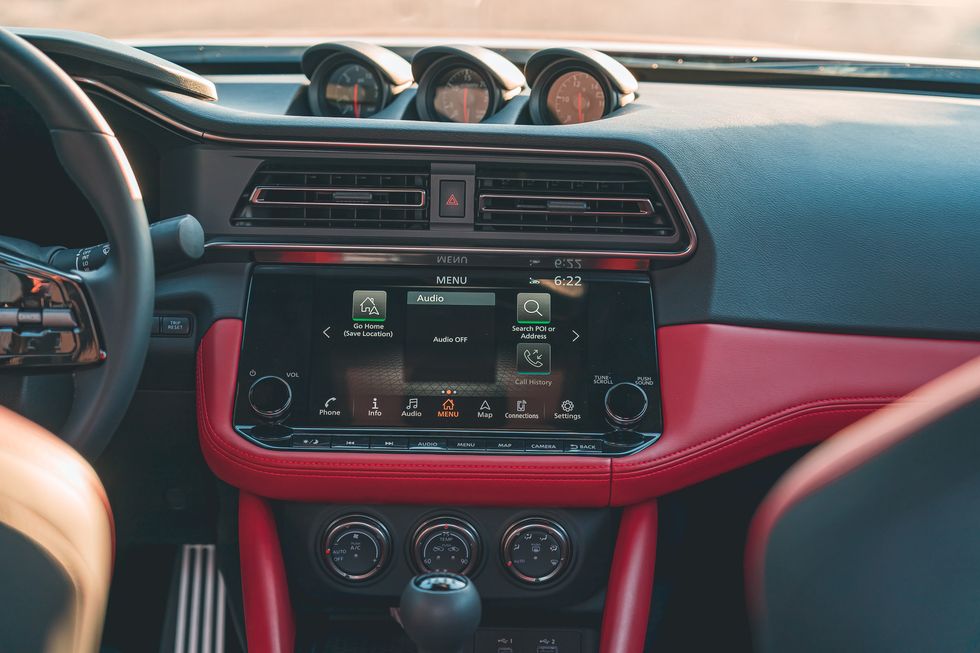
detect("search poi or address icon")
(523, 298), (543, 316)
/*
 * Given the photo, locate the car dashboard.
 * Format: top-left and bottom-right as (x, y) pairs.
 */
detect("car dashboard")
(3, 29), (980, 653)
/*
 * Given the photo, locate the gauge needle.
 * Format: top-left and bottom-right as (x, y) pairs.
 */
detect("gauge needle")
(577, 92), (583, 123)
(353, 83), (360, 118)
(463, 87), (469, 123)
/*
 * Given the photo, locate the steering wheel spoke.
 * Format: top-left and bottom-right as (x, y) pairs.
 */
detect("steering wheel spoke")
(0, 248), (103, 369)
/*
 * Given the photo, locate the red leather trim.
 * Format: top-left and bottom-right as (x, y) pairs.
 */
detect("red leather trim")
(744, 354), (980, 617)
(239, 491), (295, 653)
(197, 319), (611, 506)
(600, 500), (658, 653)
(610, 324), (980, 504)
(198, 320), (980, 504)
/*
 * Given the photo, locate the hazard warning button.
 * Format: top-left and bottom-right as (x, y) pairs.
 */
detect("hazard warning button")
(438, 180), (466, 218)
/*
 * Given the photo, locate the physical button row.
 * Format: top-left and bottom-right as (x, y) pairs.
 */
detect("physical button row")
(290, 434), (607, 453)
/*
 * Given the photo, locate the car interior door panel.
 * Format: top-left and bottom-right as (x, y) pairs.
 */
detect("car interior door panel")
(0, 18), (979, 653)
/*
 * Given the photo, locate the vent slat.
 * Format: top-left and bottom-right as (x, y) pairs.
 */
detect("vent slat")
(475, 166), (676, 237)
(232, 163), (430, 230)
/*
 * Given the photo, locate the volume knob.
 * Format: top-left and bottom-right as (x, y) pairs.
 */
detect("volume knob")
(248, 375), (292, 419)
(604, 382), (648, 428)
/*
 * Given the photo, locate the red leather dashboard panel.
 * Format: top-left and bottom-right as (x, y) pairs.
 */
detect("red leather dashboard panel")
(239, 491), (295, 653)
(610, 323), (980, 504)
(600, 500), (659, 653)
(198, 319), (980, 505)
(197, 319), (612, 506)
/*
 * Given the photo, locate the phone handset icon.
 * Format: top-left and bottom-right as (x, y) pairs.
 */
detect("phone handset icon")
(523, 348), (544, 368)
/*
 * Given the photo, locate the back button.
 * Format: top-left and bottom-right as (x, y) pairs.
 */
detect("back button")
(564, 439), (603, 453)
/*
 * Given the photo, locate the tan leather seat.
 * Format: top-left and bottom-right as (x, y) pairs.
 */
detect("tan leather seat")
(0, 406), (113, 653)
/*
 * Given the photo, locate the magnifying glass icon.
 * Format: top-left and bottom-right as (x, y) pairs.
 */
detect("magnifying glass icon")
(523, 299), (543, 317)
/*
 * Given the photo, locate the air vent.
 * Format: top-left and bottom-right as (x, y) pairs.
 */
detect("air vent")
(476, 164), (677, 236)
(232, 162), (429, 229)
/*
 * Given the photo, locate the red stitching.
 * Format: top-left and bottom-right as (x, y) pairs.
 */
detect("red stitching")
(615, 406), (883, 481)
(614, 396), (899, 470)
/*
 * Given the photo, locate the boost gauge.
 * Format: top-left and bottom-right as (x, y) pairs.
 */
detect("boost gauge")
(324, 62), (383, 118)
(431, 66), (491, 123)
(303, 41), (414, 118)
(546, 70), (607, 124)
(413, 45), (526, 123)
(526, 47), (638, 125)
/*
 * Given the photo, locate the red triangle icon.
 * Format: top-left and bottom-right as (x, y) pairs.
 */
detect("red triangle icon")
(445, 193), (459, 207)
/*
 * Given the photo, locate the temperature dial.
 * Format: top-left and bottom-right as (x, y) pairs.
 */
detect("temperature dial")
(501, 518), (570, 585)
(322, 515), (390, 582)
(413, 518), (480, 576)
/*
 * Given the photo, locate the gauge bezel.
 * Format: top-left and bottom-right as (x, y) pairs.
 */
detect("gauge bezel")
(411, 516), (482, 576)
(308, 55), (390, 118)
(529, 60), (617, 126)
(321, 514), (391, 583)
(417, 57), (502, 123)
(500, 517), (572, 586)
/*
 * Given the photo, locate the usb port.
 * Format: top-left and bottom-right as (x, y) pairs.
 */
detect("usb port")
(536, 646), (559, 653)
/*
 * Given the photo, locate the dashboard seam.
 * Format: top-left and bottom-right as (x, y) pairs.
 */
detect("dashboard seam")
(617, 395), (900, 471)
(615, 406), (890, 481)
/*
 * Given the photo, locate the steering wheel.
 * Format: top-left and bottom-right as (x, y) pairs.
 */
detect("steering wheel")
(0, 28), (154, 457)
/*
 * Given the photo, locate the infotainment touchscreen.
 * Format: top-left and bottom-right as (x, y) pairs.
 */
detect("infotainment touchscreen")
(235, 267), (662, 440)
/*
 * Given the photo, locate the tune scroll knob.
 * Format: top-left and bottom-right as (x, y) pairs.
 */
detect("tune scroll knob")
(248, 375), (293, 420)
(604, 382), (648, 429)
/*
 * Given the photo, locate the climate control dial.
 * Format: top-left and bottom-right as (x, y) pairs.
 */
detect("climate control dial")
(501, 518), (570, 585)
(413, 517), (481, 576)
(322, 515), (391, 582)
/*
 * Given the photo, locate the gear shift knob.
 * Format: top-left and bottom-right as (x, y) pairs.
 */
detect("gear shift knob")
(399, 573), (481, 653)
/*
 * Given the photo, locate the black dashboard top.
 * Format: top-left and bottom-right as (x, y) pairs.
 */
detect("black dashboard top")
(3, 34), (979, 340)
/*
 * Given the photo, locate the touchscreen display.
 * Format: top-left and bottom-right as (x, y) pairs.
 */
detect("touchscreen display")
(309, 274), (590, 431)
(235, 267), (662, 439)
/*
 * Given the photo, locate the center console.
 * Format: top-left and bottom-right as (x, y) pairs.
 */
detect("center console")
(200, 264), (666, 653)
(234, 266), (663, 456)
